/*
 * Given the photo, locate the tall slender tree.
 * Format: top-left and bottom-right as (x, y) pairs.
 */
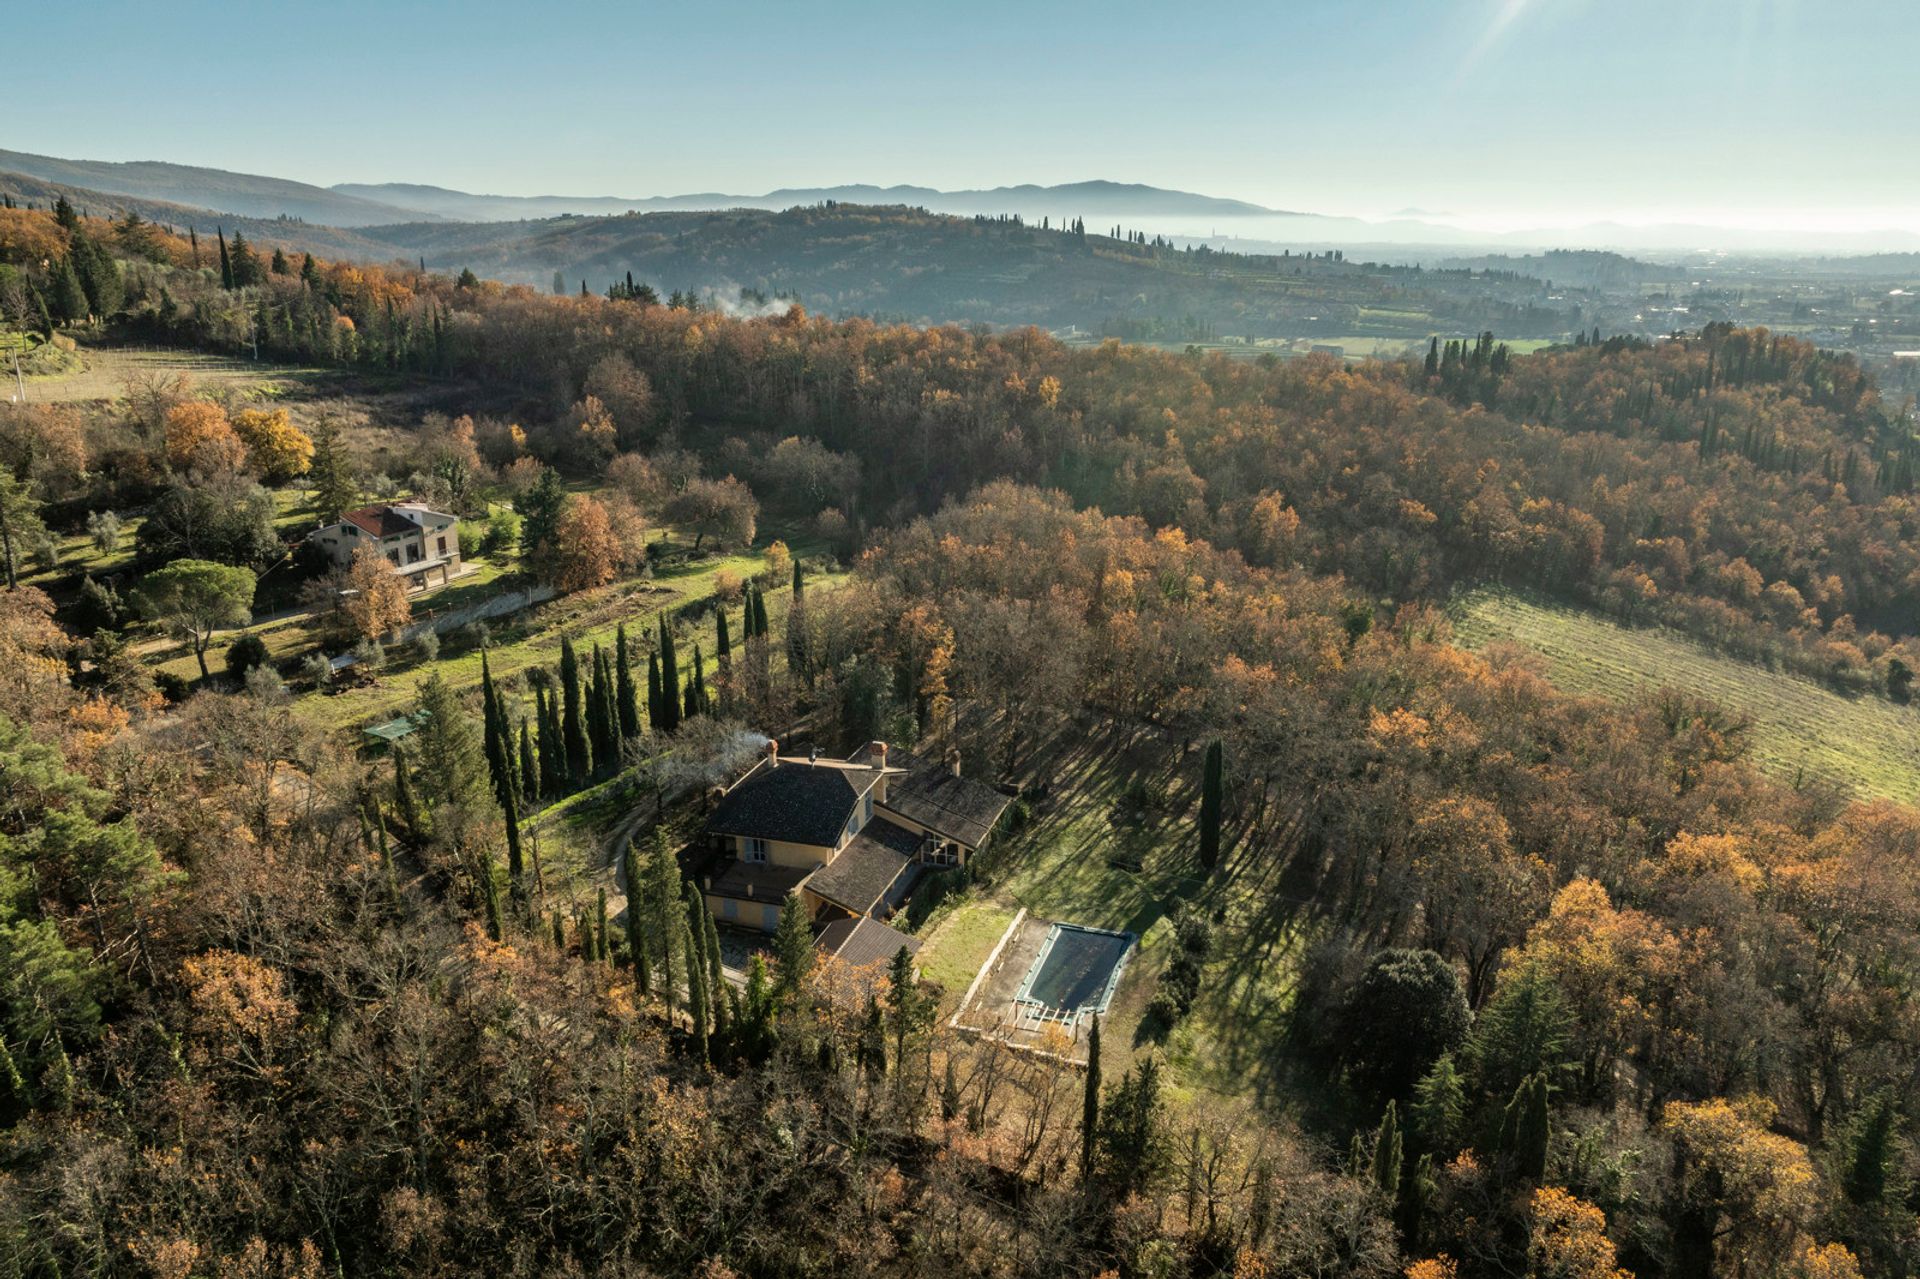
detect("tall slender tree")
(646, 652), (664, 733)
(559, 637), (589, 784)
(657, 617), (681, 734)
(615, 624), (641, 740)
(1199, 739), (1224, 871)
(1082, 1014), (1102, 1179)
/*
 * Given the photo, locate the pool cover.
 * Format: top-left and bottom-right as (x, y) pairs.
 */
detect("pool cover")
(1017, 924), (1134, 1018)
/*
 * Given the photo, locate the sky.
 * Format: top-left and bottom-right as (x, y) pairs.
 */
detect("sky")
(11, 0), (1918, 232)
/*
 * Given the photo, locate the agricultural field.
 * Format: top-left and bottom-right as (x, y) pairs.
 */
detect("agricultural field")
(1452, 586), (1920, 804)
(15, 339), (336, 403)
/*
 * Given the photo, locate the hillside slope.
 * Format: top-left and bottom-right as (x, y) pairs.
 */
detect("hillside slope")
(0, 148), (425, 226)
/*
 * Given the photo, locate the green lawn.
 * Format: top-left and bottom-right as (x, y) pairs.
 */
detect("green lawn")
(21, 341), (334, 404)
(1452, 586), (1920, 804)
(293, 537), (837, 737)
(917, 725), (1312, 1108)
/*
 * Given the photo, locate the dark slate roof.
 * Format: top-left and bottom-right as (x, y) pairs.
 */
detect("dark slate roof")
(708, 761), (876, 848)
(882, 749), (1014, 849)
(816, 915), (922, 968)
(705, 857), (811, 903)
(805, 816), (922, 914)
(341, 504), (419, 537)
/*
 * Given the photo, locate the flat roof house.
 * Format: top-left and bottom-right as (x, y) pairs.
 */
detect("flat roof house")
(701, 739), (1013, 958)
(308, 500), (462, 592)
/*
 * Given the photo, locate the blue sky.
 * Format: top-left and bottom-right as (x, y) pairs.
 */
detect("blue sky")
(12, 0), (1916, 228)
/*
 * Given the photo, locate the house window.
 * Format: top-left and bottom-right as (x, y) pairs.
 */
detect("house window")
(762, 904), (780, 931)
(386, 550), (399, 566)
(924, 842), (960, 867)
(436, 535), (447, 555)
(742, 837), (769, 863)
(722, 898), (738, 922)
(407, 544), (422, 564)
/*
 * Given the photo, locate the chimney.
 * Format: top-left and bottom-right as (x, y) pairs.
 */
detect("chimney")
(746, 883), (755, 900)
(703, 876), (711, 891)
(869, 740), (889, 770)
(765, 738), (779, 769)
(946, 746), (962, 778)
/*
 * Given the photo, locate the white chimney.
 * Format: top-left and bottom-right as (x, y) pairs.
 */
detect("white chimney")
(765, 738), (779, 768)
(946, 746), (962, 778)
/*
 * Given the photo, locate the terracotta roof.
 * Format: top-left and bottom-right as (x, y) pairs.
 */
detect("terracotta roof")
(816, 916), (921, 969)
(883, 749), (1014, 849)
(805, 816), (922, 915)
(708, 760), (878, 848)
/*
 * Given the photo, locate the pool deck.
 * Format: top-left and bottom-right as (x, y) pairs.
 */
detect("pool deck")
(950, 914), (1130, 1065)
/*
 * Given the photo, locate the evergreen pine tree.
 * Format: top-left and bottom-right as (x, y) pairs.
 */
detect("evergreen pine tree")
(1199, 739), (1224, 870)
(300, 252), (321, 287)
(559, 637), (589, 784)
(1411, 1053), (1466, 1155)
(306, 418), (360, 524)
(48, 259), (89, 324)
(480, 653), (512, 808)
(615, 624), (640, 739)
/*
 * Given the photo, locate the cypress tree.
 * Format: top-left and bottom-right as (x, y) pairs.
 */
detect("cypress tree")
(596, 648), (621, 767)
(690, 644), (708, 718)
(188, 226), (200, 269)
(1498, 1073), (1550, 1183)
(683, 668), (699, 721)
(482, 867), (504, 942)
(480, 653), (512, 808)
(1199, 739), (1224, 871)
(792, 558), (805, 598)
(534, 687), (561, 797)
(752, 586), (770, 639)
(584, 645), (610, 776)
(1842, 1093), (1898, 1206)
(647, 652), (664, 733)
(772, 891), (813, 997)
(715, 608), (733, 714)
(518, 721), (537, 803)
(683, 882), (711, 1058)
(615, 624), (640, 739)
(658, 618), (681, 733)
(559, 637), (589, 784)
(1081, 1014), (1102, 1180)
(502, 771), (524, 887)
(217, 228), (233, 289)
(551, 912), (565, 949)
(645, 829), (680, 1015)
(624, 838), (652, 995)
(391, 745), (420, 833)
(1371, 1101), (1403, 1198)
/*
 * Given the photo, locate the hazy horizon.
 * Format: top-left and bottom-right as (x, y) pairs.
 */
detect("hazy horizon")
(15, 0), (1920, 242)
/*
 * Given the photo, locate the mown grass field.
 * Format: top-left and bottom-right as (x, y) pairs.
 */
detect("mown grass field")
(21, 342), (334, 403)
(1451, 586), (1920, 804)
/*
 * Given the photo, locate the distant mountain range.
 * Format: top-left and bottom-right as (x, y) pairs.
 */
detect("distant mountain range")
(328, 178), (1294, 225)
(5, 146), (1919, 255)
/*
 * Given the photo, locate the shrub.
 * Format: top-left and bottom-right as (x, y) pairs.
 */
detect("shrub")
(410, 629), (441, 664)
(225, 634), (270, 681)
(353, 638), (384, 671)
(155, 671), (190, 703)
(301, 652), (333, 688)
(459, 621), (490, 651)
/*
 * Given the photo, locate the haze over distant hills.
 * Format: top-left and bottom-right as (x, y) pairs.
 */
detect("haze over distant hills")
(6, 146), (1920, 255)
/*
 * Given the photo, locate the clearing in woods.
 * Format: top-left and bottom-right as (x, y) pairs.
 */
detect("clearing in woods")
(1451, 586), (1920, 804)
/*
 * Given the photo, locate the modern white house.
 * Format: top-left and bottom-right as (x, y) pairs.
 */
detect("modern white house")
(308, 500), (462, 592)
